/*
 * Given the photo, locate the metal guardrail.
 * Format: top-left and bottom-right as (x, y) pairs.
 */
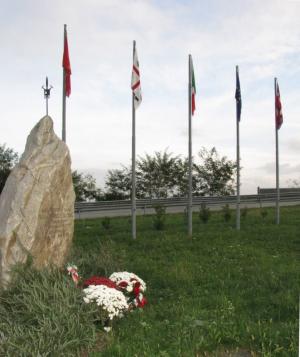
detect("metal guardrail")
(257, 187), (300, 194)
(74, 192), (300, 215)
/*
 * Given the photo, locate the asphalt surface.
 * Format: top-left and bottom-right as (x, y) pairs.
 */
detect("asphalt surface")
(75, 200), (300, 219)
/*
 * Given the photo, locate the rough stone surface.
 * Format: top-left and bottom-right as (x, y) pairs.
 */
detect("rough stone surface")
(0, 116), (75, 286)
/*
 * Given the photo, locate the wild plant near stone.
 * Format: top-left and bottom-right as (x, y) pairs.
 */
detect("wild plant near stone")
(0, 264), (98, 356)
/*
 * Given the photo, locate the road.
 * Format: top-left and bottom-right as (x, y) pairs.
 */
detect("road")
(75, 200), (300, 219)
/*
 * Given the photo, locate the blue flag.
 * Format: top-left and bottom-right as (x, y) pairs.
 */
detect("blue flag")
(235, 66), (242, 121)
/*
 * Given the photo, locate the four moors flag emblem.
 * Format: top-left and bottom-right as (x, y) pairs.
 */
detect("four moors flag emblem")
(131, 42), (142, 109)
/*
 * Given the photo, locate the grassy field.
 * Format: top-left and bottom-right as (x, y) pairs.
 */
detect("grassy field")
(73, 206), (300, 356)
(0, 205), (299, 356)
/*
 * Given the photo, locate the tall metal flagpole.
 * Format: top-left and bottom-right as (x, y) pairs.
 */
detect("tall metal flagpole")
(275, 77), (280, 225)
(132, 40), (137, 239)
(236, 66), (241, 230)
(188, 55), (193, 237)
(62, 24), (67, 143)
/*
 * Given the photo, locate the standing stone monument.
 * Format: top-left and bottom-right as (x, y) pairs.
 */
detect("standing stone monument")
(0, 116), (75, 286)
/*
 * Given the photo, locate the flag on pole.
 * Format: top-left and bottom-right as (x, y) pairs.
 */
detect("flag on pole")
(275, 80), (283, 130)
(191, 59), (196, 115)
(131, 45), (142, 109)
(235, 66), (242, 121)
(63, 27), (71, 97)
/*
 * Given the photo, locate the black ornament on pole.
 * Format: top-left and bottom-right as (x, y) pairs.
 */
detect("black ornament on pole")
(42, 76), (53, 116)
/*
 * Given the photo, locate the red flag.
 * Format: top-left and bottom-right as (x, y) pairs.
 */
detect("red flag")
(63, 27), (71, 97)
(275, 80), (283, 130)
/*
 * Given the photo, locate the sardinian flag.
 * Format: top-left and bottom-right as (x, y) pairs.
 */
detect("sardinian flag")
(275, 79), (283, 130)
(131, 43), (142, 109)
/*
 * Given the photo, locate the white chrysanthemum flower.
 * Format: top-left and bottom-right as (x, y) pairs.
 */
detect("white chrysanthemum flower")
(83, 285), (128, 320)
(109, 272), (146, 292)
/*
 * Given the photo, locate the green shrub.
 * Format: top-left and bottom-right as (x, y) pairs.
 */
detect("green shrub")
(0, 263), (101, 356)
(260, 208), (268, 219)
(222, 204), (232, 222)
(183, 206), (188, 225)
(241, 206), (248, 219)
(199, 203), (211, 223)
(102, 216), (111, 230)
(152, 203), (166, 230)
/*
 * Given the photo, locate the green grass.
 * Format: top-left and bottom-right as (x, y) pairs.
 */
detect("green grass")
(73, 206), (300, 356)
(1, 206), (299, 356)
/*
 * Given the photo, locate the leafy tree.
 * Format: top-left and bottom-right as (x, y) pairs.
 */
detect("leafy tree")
(175, 157), (198, 197)
(136, 151), (182, 198)
(105, 151), (185, 199)
(104, 148), (237, 199)
(193, 147), (237, 196)
(0, 144), (19, 195)
(104, 167), (131, 200)
(72, 170), (103, 202)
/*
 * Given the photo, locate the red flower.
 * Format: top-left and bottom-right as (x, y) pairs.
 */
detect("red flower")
(83, 276), (118, 289)
(118, 281), (128, 288)
(137, 296), (147, 308)
(133, 281), (141, 296)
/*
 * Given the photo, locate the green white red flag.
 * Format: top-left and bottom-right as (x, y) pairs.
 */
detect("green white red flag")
(131, 44), (142, 109)
(191, 58), (196, 115)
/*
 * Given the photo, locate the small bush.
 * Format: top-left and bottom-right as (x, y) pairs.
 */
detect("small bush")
(199, 203), (211, 223)
(241, 206), (248, 219)
(183, 206), (188, 224)
(152, 203), (166, 230)
(102, 217), (111, 230)
(222, 204), (232, 222)
(261, 208), (268, 219)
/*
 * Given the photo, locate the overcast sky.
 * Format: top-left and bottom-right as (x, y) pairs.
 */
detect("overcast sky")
(1, 0), (300, 193)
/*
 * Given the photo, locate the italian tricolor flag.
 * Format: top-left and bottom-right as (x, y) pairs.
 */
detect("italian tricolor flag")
(191, 58), (196, 115)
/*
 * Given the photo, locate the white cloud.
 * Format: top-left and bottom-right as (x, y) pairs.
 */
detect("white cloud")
(258, 162), (300, 174)
(1, 0), (300, 193)
(286, 138), (300, 152)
